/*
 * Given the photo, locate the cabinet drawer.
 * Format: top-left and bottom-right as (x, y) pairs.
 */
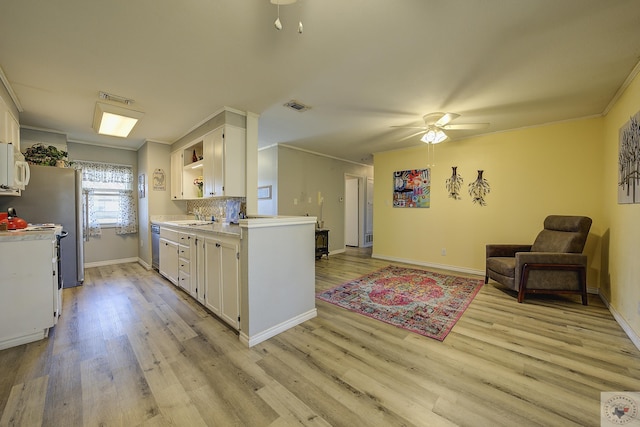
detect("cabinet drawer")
(179, 258), (190, 273)
(178, 245), (190, 259)
(178, 232), (193, 245)
(178, 272), (190, 291)
(160, 227), (179, 242)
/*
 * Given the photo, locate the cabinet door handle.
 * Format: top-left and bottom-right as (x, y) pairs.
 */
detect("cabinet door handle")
(216, 243), (221, 248)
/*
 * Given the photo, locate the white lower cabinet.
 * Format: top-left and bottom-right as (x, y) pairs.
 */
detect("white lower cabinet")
(159, 237), (179, 285)
(160, 226), (240, 330)
(202, 235), (240, 329)
(0, 234), (58, 350)
(177, 232), (196, 295)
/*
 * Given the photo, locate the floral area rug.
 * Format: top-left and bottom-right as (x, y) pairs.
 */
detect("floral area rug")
(316, 265), (484, 341)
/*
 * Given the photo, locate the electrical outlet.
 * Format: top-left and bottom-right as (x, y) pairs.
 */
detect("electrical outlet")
(293, 198), (298, 205)
(441, 248), (446, 256)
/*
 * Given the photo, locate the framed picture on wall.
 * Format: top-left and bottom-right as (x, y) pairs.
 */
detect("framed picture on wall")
(393, 169), (430, 208)
(618, 110), (640, 204)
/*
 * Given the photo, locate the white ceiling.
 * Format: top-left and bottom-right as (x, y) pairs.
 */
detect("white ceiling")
(1, 0), (639, 164)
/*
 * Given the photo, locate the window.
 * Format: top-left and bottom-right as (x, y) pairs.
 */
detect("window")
(73, 161), (138, 236)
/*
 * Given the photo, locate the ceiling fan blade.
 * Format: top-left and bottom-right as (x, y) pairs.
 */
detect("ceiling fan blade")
(434, 113), (460, 127)
(422, 112), (446, 125)
(390, 125), (429, 129)
(441, 123), (490, 130)
(396, 130), (427, 142)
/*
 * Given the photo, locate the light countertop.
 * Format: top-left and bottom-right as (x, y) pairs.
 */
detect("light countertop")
(0, 225), (62, 242)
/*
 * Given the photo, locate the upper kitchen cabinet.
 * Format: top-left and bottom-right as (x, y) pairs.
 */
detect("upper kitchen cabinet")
(171, 124), (246, 200)
(208, 125), (246, 198)
(0, 95), (19, 150)
(171, 139), (203, 200)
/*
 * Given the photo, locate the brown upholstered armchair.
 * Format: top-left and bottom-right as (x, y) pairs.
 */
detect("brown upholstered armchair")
(485, 215), (592, 304)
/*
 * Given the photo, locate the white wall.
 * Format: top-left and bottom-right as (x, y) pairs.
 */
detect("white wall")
(257, 146), (278, 216)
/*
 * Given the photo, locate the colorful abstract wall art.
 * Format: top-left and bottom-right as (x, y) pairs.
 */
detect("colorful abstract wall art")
(393, 169), (430, 208)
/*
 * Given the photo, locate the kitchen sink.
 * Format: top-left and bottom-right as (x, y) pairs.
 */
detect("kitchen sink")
(166, 219), (214, 226)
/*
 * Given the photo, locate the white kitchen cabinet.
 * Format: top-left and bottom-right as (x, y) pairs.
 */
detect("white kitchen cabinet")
(177, 231), (196, 296)
(4, 111), (20, 149)
(170, 124), (246, 200)
(211, 125), (246, 197)
(202, 234), (240, 329)
(202, 237), (221, 315)
(0, 95), (19, 150)
(159, 227), (179, 285)
(0, 234), (57, 350)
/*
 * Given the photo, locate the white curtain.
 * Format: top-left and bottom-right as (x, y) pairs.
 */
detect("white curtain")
(85, 189), (101, 237)
(73, 161), (138, 236)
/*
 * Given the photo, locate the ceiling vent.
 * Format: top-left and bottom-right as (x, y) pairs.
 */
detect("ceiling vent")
(284, 100), (310, 112)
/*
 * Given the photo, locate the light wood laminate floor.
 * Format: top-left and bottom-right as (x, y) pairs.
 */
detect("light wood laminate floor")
(1, 248), (639, 426)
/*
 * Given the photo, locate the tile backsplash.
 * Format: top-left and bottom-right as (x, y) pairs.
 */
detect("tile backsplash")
(186, 197), (245, 222)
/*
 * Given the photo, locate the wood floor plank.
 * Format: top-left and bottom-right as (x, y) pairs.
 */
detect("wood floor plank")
(105, 335), (160, 426)
(126, 328), (207, 427)
(42, 349), (82, 427)
(0, 376), (48, 427)
(80, 355), (121, 426)
(256, 381), (333, 427)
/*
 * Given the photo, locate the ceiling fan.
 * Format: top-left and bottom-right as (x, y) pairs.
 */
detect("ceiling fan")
(393, 112), (490, 143)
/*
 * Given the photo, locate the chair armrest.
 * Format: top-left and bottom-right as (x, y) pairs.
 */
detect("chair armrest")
(486, 244), (532, 258)
(515, 252), (587, 266)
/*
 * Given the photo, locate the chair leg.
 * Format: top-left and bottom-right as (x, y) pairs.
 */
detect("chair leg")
(579, 266), (588, 306)
(518, 264), (531, 303)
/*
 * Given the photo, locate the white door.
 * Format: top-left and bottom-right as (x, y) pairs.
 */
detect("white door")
(345, 177), (359, 247)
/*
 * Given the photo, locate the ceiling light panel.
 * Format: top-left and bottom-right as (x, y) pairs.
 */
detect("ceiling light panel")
(93, 102), (144, 138)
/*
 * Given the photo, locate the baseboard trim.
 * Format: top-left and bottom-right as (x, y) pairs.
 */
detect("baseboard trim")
(239, 308), (318, 348)
(137, 258), (152, 270)
(371, 253), (485, 277)
(84, 257), (139, 268)
(598, 292), (640, 352)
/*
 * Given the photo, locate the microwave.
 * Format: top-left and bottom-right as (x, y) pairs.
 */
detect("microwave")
(0, 142), (30, 193)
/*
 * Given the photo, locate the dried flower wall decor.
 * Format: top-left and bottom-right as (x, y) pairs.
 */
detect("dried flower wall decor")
(468, 170), (490, 206)
(445, 166), (464, 200)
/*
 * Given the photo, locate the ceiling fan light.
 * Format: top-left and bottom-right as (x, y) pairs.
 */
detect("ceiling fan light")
(420, 128), (447, 144)
(421, 130), (437, 143)
(434, 130), (447, 143)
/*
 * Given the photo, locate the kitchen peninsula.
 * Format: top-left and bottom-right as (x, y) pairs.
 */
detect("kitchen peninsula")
(153, 215), (317, 347)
